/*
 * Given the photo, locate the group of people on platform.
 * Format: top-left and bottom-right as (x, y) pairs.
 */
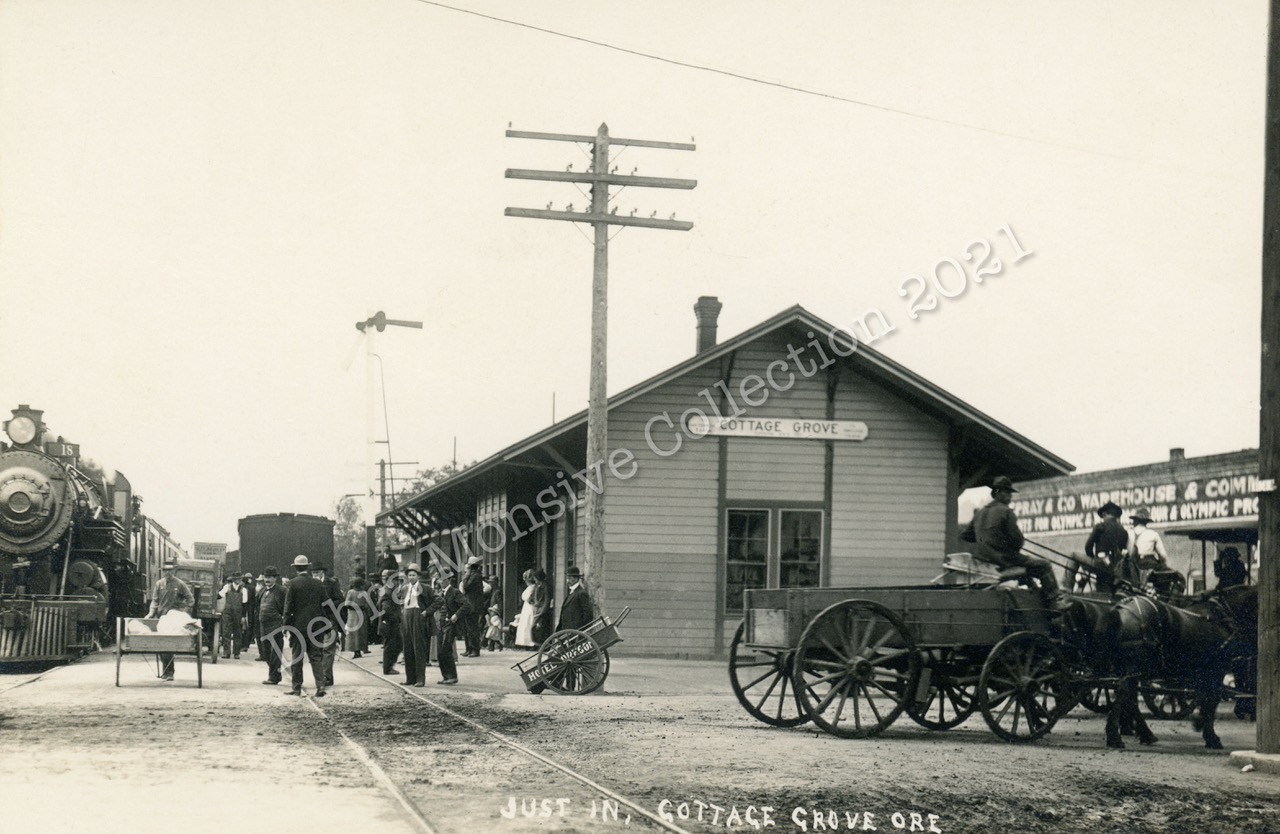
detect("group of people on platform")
(143, 552), (593, 692)
(962, 475), (1251, 610)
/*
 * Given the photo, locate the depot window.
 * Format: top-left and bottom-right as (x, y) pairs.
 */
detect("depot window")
(725, 507), (823, 613)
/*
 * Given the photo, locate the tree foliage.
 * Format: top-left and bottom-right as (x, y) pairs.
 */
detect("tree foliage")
(394, 460), (474, 504)
(330, 460), (474, 585)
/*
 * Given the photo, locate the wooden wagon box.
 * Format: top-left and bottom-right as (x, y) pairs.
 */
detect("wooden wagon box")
(743, 585), (1052, 649)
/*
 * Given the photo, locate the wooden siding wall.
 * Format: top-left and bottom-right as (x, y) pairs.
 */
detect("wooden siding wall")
(603, 362), (723, 658)
(605, 329), (950, 656)
(829, 372), (949, 586)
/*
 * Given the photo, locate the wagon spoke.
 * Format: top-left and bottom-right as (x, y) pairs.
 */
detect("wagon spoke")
(742, 667), (782, 691)
(867, 678), (902, 701)
(820, 634), (850, 664)
(793, 601), (919, 739)
(830, 679), (852, 726)
(871, 647), (911, 663)
(751, 669), (783, 713)
(815, 677), (848, 713)
(868, 626), (897, 653)
(774, 675), (793, 722)
(861, 685), (885, 726)
(729, 624), (809, 728)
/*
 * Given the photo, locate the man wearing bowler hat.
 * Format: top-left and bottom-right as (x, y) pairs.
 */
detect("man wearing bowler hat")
(1085, 500), (1134, 595)
(256, 566), (286, 684)
(281, 554), (329, 696)
(557, 565), (594, 632)
(962, 476), (1070, 611)
(437, 568), (466, 685)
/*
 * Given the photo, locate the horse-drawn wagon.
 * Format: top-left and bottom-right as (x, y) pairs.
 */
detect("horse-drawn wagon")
(731, 584), (1075, 742)
(730, 556), (1258, 749)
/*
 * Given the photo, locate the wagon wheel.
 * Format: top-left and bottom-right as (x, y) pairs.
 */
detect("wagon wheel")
(978, 632), (1069, 743)
(791, 600), (921, 739)
(1079, 684), (1115, 714)
(728, 622), (809, 727)
(906, 647), (978, 731)
(1142, 688), (1197, 720)
(537, 629), (607, 695)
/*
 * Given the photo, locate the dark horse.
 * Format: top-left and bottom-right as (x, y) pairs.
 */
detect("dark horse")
(1101, 584), (1257, 749)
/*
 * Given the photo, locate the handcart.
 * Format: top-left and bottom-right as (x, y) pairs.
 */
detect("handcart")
(115, 617), (204, 688)
(513, 606), (631, 695)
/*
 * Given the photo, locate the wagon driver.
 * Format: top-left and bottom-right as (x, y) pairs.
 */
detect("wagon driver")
(1084, 500), (1135, 595)
(145, 557), (194, 681)
(962, 476), (1071, 611)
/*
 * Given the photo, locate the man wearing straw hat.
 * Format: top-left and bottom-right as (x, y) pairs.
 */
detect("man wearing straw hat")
(1128, 506), (1169, 583)
(962, 476), (1071, 611)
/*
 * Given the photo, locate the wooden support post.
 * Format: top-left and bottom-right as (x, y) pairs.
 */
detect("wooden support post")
(584, 124), (611, 613)
(505, 124), (695, 610)
(1258, 0), (1280, 756)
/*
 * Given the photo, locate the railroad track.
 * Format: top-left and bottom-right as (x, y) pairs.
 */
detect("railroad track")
(297, 656), (696, 834)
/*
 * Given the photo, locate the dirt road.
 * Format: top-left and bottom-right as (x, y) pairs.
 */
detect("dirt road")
(1, 647), (1277, 834)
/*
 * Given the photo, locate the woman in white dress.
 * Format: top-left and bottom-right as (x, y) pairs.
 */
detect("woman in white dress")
(514, 570), (537, 648)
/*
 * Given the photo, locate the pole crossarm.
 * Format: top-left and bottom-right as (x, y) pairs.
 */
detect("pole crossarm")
(506, 129), (695, 151)
(505, 168), (697, 190)
(504, 207), (693, 231)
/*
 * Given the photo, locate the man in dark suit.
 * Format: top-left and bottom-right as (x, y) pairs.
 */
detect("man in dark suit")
(460, 556), (486, 657)
(314, 563), (343, 688)
(557, 565), (594, 631)
(281, 554), (330, 697)
(256, 566), (286, 685)
(437, 569), (467, 685)
(377, 570), (402, 675)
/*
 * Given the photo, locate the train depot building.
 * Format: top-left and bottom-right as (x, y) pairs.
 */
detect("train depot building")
(1012, 448), (1262, 593)
(384, 299), (1072, 657)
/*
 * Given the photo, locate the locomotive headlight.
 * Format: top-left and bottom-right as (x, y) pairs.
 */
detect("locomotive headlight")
(5, 416), (36, 446)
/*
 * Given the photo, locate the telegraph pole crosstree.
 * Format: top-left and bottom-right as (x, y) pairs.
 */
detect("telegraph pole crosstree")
(505, 124), (695, 612)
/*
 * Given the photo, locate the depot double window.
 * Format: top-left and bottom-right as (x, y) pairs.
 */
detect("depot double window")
(725, 508), (823, 612)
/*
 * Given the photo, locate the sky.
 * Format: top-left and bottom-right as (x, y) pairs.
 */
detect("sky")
(0, 1), (1269, 552)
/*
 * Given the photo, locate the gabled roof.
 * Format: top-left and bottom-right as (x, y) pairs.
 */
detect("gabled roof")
(384, 304), (1073, 533)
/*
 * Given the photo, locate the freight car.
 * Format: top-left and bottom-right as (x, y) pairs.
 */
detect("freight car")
(0, 405), (147, 664)
(237, 512), (335, 579)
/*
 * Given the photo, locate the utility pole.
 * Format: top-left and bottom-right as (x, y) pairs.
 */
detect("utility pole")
(1256, 0), (1280, 759)
(355, 311), (422, 576)
(505, 124), (695, 612)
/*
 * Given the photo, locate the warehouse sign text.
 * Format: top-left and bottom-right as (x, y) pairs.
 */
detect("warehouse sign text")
(1010, 470), (1263, 534)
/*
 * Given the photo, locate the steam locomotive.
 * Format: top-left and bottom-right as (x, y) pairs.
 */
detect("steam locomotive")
(0, 405), (148, 664)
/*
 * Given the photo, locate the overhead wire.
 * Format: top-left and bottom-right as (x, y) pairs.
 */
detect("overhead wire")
(410, 0), (1243, 183)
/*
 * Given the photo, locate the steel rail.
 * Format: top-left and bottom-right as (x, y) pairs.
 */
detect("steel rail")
(303, 695), (440, 834)
(340, 657), (696, 834)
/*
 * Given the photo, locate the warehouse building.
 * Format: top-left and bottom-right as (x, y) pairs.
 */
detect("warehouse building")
(1012, 448), (1261, 593)
(384, 299), (1072, 657)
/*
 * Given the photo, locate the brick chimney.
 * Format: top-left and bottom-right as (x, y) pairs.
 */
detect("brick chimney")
(1169, 447), (1185, 462)
(694, 296), (722, 354)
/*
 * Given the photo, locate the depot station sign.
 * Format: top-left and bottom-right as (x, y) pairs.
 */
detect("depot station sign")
(686, 415), (869, 441)
(1011, 470), (1264, 535)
